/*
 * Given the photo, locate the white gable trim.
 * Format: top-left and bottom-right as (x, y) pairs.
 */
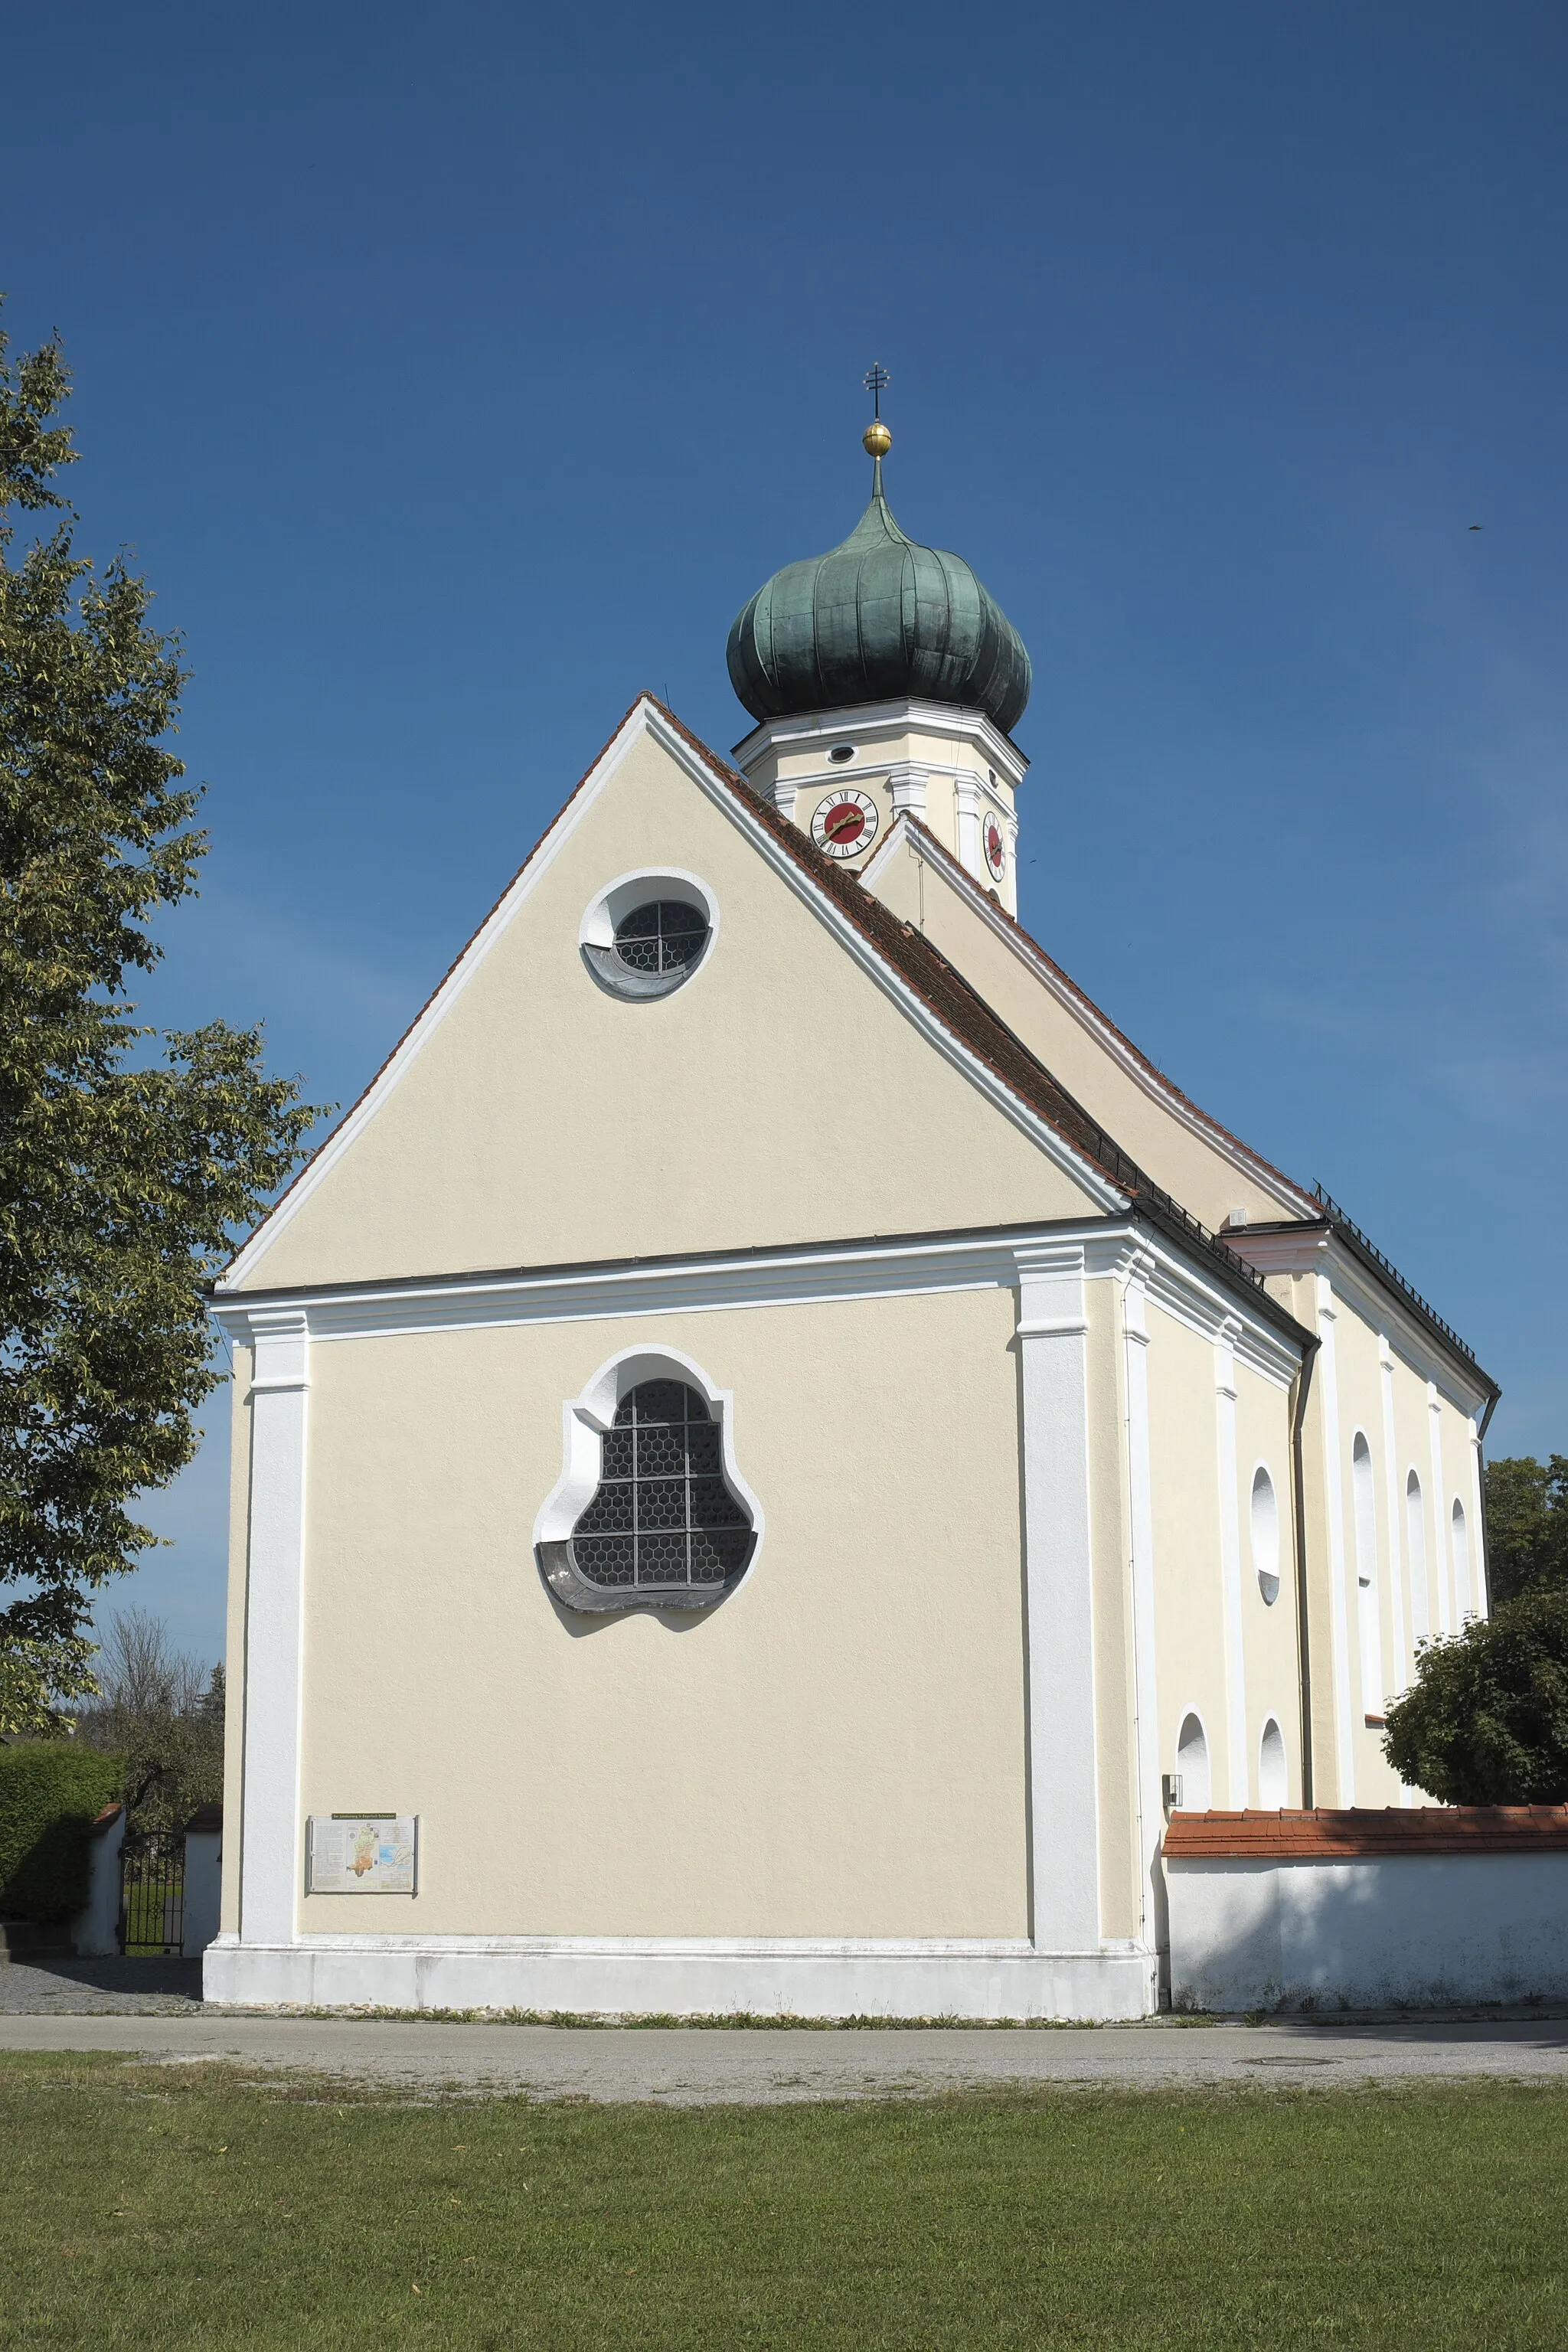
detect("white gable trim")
(861, 814), (1318, 1222)
(219, 702), (1128, 1292)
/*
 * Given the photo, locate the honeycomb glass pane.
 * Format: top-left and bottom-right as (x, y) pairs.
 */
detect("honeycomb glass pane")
(570, 1380), (751, 1598)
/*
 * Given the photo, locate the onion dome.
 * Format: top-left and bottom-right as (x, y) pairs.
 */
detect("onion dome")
(727, 445), (1031, 737)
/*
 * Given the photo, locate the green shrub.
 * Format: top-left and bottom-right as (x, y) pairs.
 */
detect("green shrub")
(1383, 1588), (1568, 1803)
(0, 1743), (122, 1922)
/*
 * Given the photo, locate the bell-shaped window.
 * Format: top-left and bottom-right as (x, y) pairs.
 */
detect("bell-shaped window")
(541, 1380), (755, 1612)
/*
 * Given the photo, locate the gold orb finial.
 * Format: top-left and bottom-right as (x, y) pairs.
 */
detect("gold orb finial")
(861, 363), (891, 466)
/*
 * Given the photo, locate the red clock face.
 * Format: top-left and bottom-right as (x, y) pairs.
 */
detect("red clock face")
(983, 816), (1007, 880)
(812, 789), (879, 859)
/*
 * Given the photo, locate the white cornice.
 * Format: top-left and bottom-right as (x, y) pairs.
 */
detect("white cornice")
(731, 700), (1027, 792)
(861, 814), (1319, 1223)
(211, 1215), (1306, 1383)
(1223, 1227), (1488, 1417)
(218, 701), (1129, 1295)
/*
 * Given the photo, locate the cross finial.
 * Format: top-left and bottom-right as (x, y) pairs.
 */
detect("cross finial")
(862, 364), (892, 468)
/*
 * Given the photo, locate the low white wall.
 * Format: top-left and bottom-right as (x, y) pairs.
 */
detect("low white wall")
(182, 1830), (222, 1959)
(203, 1934), (1161, 2020)
(1168, 1854), (1568, 2011)
(70, 1806), (124, 1958)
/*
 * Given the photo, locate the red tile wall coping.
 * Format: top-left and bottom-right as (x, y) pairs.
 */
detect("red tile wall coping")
(1163, 1807), (1568, 1860)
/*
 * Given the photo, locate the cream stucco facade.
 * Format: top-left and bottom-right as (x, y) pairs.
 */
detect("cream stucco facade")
(206, 693), (1494, 2017)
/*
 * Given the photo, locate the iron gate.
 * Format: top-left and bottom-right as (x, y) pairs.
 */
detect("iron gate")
(118, 1831), (185, 1956)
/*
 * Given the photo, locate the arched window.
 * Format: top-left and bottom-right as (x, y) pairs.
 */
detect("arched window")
(1406, 1470), (1429, 1639)
(1258, 1716), (1288, 1808)
(1452, 1498), (1472, 1619)
(1251, 1466), (1280, 1605)
(1175, 1711), (1212, 1811)
(1353, 1433), (1383, 1715)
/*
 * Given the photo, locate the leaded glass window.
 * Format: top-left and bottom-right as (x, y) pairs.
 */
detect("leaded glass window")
(570, 1380), (753, 1596)
(612, 901), (708, 977)
(581, 897), (711, 1000)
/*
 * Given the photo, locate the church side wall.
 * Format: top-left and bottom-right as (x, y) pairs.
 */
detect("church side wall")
(1267, 1262), (1490, 1808)
(1231, 1364), (1305, 1805)
(1142, 1305), (1301, 1815)
(288, 1285), (1031, 1942)
(1144, 1310), (1233, 1806)
(220, 1342), (253, 1940)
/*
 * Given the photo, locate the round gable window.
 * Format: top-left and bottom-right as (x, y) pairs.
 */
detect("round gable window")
(580, 871), (716, 1001)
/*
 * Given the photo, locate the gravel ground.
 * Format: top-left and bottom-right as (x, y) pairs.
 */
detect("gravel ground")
(4, 1986), (1568, 2102)
(0, 1958), (204, 2015)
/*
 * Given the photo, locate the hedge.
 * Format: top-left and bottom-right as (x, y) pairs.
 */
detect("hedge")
(0, 1743), (122, 1922)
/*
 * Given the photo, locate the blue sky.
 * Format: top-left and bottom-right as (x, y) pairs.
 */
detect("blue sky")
(5, 2), (1566, 1663)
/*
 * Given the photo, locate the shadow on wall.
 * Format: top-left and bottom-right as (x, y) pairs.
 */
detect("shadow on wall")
(1166, 1817), (1568, 2012)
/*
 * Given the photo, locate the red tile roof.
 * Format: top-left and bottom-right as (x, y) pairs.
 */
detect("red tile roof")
(1164, 1808), (1568, 1859)
(886, 813), (1319, 1217)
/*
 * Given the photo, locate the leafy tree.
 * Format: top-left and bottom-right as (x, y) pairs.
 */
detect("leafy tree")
(1484, 1456), (1568, 1606)
(74, 1607), (222, 1833)
(1382, 1589), (1568, 1804)
(0, 306), (318, 1688)
(0, 1630), (97, 1736)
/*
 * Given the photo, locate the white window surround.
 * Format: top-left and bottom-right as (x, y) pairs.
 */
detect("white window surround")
(1451, 1498), (1472, 1622)
(578, 867), (718, 1001)
(1406, 1470), (1429, 1644)
(1258, 1715), (1288, 1807)
(1352, 1431), (1384, 1717)
(1250, 1462), (1281, 1606)
(1174, 1710), (1213, 1811)
(532, 1344), (763, 1616)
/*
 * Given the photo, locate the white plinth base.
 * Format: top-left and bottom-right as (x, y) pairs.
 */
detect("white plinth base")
(203, 1933), (1158, 2021)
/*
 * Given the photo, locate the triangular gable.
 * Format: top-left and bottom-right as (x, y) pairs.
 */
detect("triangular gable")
(220, 698), (1146, 1295)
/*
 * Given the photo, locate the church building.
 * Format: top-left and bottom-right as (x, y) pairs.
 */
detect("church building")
(206, 406), (1498, 2017)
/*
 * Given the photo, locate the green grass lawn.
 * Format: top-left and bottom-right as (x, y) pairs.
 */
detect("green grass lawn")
(4, 2056), (1568, 2348)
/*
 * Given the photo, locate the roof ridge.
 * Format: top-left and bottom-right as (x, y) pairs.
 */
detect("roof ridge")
(890, 812), (1318, 1215)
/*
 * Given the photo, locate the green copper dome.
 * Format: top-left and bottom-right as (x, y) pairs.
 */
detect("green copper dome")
(727, 462), (1031, 736)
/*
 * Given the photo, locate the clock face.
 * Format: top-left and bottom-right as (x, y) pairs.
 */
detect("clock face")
(812, 789), (879, 859)
(983, 815), (1008, 881)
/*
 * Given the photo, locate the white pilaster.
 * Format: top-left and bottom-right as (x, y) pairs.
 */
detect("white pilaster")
(953, 773), (983, 883)
(1014, 1242), (1099, 1952)
(1122, 1261), (1162, 1938)
(1315, 1281), (1356, 1805)
(1469, 1419), (1489, 1618)
(887, 762), (929, 823)
(1212, 1325), (1250, 1805)
(1427, 1384), (1450, 1636)
(240, 1309), (310, 1948)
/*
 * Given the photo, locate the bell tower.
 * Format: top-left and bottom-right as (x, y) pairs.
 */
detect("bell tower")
(726, 371), (1031, 913)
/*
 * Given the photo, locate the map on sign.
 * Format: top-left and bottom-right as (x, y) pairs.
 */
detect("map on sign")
(306, 1815), (418, 1894)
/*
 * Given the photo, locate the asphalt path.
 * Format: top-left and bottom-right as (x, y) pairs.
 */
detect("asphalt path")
(4, 2010), (1568, 2102)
